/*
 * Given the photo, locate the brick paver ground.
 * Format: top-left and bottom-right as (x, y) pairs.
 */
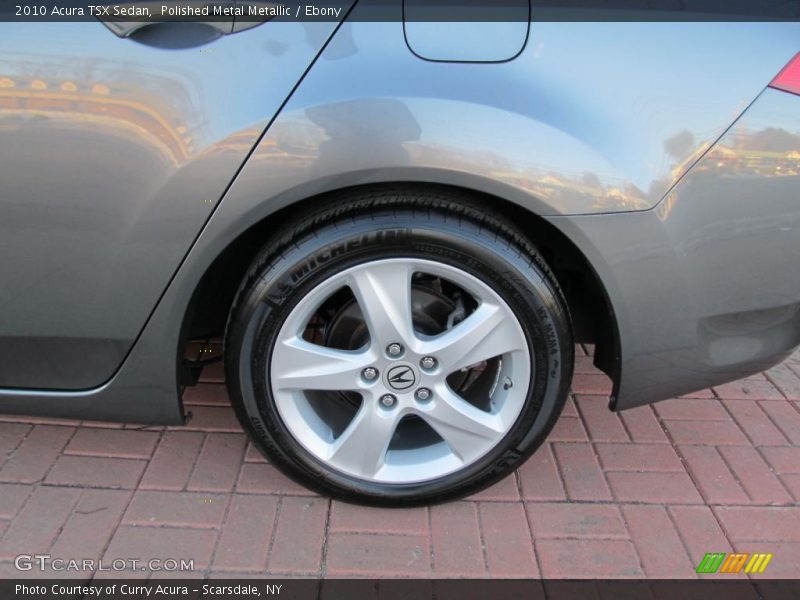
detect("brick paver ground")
(1, 343), (799, 579)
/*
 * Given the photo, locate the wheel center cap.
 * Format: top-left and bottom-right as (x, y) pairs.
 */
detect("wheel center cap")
(385, 364), (417, 391)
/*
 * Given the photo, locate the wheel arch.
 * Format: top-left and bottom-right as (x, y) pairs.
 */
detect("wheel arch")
(179, 180), (621, 393)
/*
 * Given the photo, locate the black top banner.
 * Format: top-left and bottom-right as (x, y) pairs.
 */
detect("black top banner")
(2, 0), (800, 23)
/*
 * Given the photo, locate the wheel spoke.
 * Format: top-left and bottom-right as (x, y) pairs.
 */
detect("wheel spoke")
(421, 387), (505, 460)
(348, 262), (415, 348)
(424, 302), (525, 374)
(328, 405), (399, 479)
(272, 337), (372, 391)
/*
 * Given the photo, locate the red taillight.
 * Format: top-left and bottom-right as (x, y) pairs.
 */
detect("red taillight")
(769, 53), (800, 96)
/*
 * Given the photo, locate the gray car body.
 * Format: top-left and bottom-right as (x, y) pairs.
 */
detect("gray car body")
(1, 1), (799, 423)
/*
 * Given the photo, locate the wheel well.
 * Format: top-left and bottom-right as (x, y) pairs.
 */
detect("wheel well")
(180, 182), (620, 385)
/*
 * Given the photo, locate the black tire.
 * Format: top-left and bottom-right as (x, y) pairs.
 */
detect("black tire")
(225, 188), (573, 506)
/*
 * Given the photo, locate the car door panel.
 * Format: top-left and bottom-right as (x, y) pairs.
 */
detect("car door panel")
(0, 13), (351, 389)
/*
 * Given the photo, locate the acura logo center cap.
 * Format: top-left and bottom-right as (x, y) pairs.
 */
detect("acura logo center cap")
(386, 364), (417, 391)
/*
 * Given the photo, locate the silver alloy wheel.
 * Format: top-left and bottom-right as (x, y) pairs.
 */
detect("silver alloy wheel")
(270, 258), (531, 484)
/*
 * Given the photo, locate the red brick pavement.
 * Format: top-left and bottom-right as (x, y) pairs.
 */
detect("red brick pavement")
(0, 344), (799, 579)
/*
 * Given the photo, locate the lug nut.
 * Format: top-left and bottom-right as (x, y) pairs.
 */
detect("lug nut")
(386, 343), (403, 357)
(415, 388), (432, 402)
(420, 356), (437, 370)
(380, 394), (397, 408)
(362, 367), (378, 381)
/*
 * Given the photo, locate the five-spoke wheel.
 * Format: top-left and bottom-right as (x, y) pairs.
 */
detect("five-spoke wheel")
(270, 258), (531, 483)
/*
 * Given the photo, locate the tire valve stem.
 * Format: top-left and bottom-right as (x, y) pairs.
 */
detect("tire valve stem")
(503, 377), (513, 390)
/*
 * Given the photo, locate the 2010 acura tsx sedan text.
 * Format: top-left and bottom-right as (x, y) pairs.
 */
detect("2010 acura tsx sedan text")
(1, 1), (800, 505)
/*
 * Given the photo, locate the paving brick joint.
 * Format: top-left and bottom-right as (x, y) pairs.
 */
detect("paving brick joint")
(0, 343), (799, 579)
